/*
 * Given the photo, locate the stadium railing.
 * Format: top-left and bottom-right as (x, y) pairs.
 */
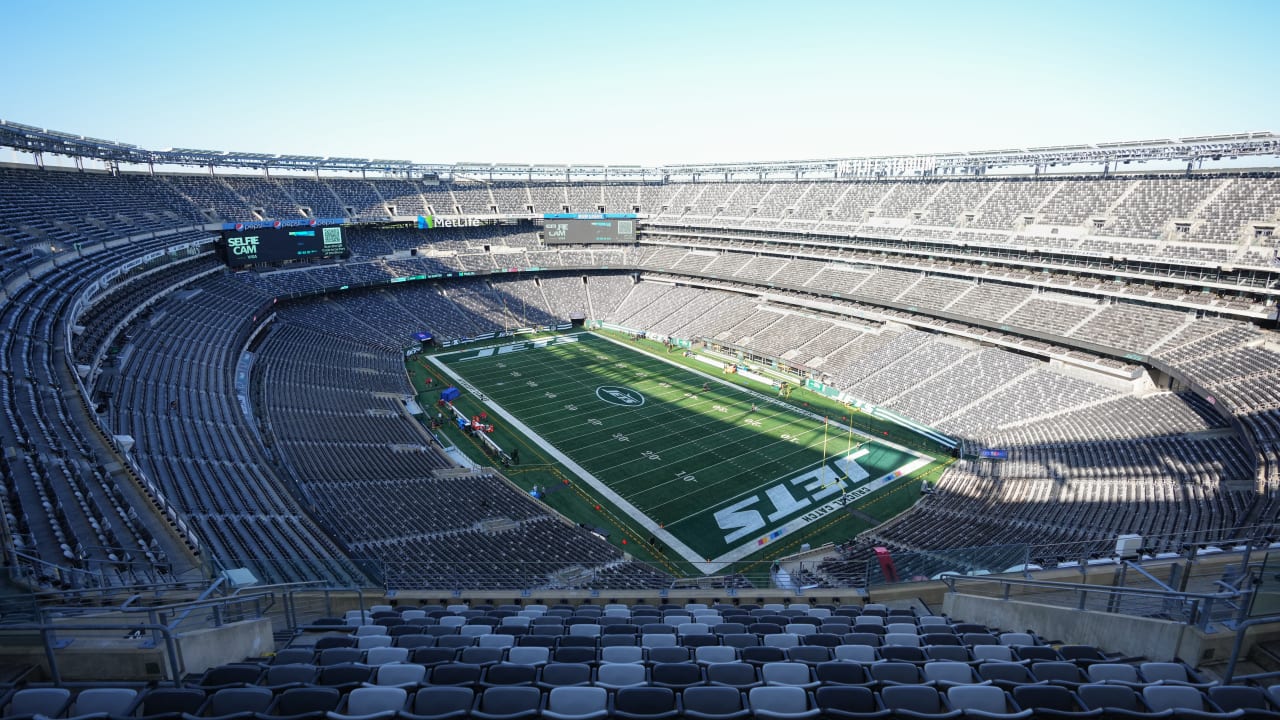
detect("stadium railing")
(808, 525), (1280, 590)
(937, 554), (1266, 632)
(0, 577), (341, 683)
(169, 532), (1280, 596)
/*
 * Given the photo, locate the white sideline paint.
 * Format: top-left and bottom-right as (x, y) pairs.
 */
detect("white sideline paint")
(592, 332), (929, 461)
(430, 343), (710, 571)
(431, 331), (929, 574)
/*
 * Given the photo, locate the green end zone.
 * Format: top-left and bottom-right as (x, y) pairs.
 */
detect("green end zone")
(430, 333), (929, 574)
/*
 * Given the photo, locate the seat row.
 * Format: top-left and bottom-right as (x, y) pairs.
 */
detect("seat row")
(324, 618), (994, 637)
(299, 627), (1029, 650)
(9, 682), (1277, 720)
(264, 643), (1126, 672)
(280, 638), (1070, 661)
(340, 604), (913, 624)
(299, 644), (1039, 668)
(190, 658), (1212, 694)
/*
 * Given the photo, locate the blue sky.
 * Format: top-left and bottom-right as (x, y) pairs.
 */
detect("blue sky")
(2, 0), (1277, 165)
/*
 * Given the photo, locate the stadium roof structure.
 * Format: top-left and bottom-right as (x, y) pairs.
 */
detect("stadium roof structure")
(2, 118), (1278, 181)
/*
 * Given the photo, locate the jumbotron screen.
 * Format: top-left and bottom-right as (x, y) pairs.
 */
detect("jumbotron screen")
(542, 218), (636, 245)
(220, 225), (347, 267)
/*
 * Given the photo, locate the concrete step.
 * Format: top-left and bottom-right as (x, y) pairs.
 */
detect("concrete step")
(1254, 639), (1280, 674)
(1199, 639), (1280, 681)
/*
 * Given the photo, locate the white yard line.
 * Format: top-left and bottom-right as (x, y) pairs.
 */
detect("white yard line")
(448, 340), (863, 524)
(448, 340), (839, 506)
(431, 331), (932, 575)
(592, 332), (930, 462)
(428, 349), (713, 570)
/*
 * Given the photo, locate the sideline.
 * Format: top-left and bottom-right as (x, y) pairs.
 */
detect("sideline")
(428, 349), (714, 572)
(430, 332), (933, 574)
(592, 331), (930, 462)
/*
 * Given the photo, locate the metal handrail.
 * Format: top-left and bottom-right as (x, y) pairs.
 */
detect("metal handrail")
(283, 584), (365, 632)
(97, 579), (326, 620)
(7, 577), (214, 624)
(79, 587), (290, 668)
(43, 584), (276, 635)
(0, 623), (184, 685)
(942, 572), (1244, 601)
(1121, 559), (1178, 592)
(15, 579), (344, 684)
(228, 579), (329, 599)
(941, 571), (1253, 631)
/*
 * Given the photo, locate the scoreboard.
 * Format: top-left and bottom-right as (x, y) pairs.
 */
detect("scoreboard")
(220, 224), (347, 267)
(542, 218), (636, 245)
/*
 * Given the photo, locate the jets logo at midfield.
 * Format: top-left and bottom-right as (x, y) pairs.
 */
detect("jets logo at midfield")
(596, 386), (646, 407)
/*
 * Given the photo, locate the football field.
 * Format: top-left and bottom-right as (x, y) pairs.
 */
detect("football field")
(431, 332), (929, 573)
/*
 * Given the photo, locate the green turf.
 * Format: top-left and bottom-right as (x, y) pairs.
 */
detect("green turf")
(408, 350), (691, 576)
(431, 332), (931, 573)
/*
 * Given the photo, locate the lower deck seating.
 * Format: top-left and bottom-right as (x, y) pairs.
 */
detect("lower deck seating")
(16, 602), (1247, 720)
